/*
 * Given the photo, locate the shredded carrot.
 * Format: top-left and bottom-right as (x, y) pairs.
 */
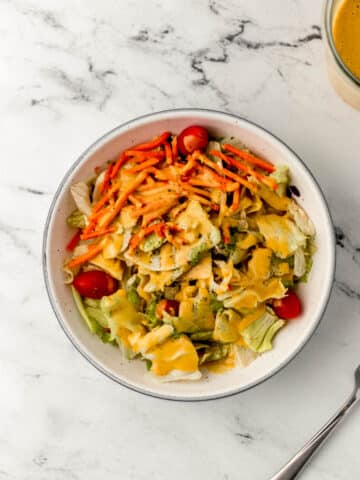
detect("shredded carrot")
(142, 203), (177, 226)
(138, 186), (179, 197)
(225, 182), (241, 193)
(67, 243), (104, 269)
(164, 142), (173, 164)
(101, 171), (148, 228)
(124, 150), (165, 160)
(211, 150), (278, 191)
(91, 183), (121, 215)
(110, 152), (127, 179)
(100, 163), (114, 194)
(222, 222), (231, 244)
(138, 181), (168, 191)
(171, 136), (178, 160)
(129, 222), (167, 251)
(147, 176), (155, 185)
(231, 186), (241, 211)
(198, 165), (228, 185)
(131, 196), (179, 218)
(128, 194), (143, 207)
(189, 178), (219, 189)
(180, 156), (197, 177)
(82, 205), (113, 237)
(81, 227), (115, 240)
(151, 167), (177, 182)
(125, 157), (160, 174)
(188, 194), (219, 211)
(168, 201), (189, 220)
(132, 131), (170, 151)
(222, 144), (275, 173)
(181, 184), (212, 199)
(66, 229), (81, 252)
(89, 206), (112, 224)
(194, 151), (257, 193)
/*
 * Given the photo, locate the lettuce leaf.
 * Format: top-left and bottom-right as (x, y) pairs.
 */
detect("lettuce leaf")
(71, 287), (115, 344)
(288, 201), (315, 236)
(256, 214), (306, 258)
(293, 248), (306, 278)
(70, 182), (92, 216)
(67, 209), (87, 228)
(241, 309), (285, 352)
(270, 165), (289, 197)
(213, 309), (241, 343)
(199, 343), (230, 365)
(140, 232), (166, 252)
(257, 319), (285, 353)
(100, 290), (142, 340)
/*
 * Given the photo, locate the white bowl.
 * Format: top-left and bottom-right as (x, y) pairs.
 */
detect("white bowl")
(43, 109), (335, 401)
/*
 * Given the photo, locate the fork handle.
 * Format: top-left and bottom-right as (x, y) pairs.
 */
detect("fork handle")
(269, 392), (358, 480)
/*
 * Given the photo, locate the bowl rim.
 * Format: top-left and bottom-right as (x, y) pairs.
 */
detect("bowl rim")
(43, 108), (336, 402)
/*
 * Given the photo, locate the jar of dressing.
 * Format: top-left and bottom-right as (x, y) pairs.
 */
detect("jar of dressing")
(323, 0), (360, 109)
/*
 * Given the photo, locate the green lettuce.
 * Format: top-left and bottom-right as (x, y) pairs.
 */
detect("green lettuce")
(241, 309), (285, 353)
(190, 331), (213, 341)
(270, 165), (289, 196)
(140, 233), (166, 252)
(67, 209), (87, 228)
(71, 287), (115, 344)
(199, 343), (230, 365)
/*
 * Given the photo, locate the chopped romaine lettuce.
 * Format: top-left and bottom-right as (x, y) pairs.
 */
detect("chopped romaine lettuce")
(140, 232), (166, 252)
(209, 295), (224, 313)
(270, 165), (289, 196)
(70, 182), (92, 216)
(145, 295), (162, 327)
(213, 309), (241, 343)
(100, 290), (142, 339)
(71, 287), (115, 344)
(71, 286), (95, 333)
(86, 306), (108, 328)
(258, 319), (285, 353)
(67, 209), (87, 228)
(256, 214), (306, 258)
(199, 343), (230, 365)
(206, 140), (222, 164)
(288, 201), (315, 236)
(293, 247), (306, 278)
(127, 286), (141, 309)
(190, 331), (213, 341)
(241, 309), (285, 352)
(189, 241), (208, 267)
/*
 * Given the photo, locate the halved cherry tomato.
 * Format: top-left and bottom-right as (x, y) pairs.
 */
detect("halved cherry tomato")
(73, 270), (118, 299)
(66, 229), (82, 252)
(177, 125), (209, 156)
(273, 290), (302, 320)
(156, 299), (180, 318)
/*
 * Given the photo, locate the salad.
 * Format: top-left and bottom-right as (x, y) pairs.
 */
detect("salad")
(64, 125), (315, 381)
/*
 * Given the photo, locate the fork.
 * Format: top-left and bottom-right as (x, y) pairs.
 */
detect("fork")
(270, 365), (360, 479)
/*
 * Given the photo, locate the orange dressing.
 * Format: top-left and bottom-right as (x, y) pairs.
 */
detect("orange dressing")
(205, 346), (237, 374)
(149, 336), (199, 376)
(333, 0), (360, 78)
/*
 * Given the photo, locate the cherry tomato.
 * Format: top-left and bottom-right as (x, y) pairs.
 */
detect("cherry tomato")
(177, 125), (209, 156)
(273, 290), (302, 320)
(73, 270), (118, 299)
(156, 299), (180, 318)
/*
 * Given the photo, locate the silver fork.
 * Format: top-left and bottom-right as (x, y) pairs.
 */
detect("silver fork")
(270, 365), (360, 480)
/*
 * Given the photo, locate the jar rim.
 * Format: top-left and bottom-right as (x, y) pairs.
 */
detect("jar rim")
(324, 0), (360, 86)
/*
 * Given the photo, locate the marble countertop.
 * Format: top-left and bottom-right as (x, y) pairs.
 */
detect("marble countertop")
(1, 1), (359, 479)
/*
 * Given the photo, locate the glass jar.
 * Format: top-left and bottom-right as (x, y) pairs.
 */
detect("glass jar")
(323, 0), (360, 110)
